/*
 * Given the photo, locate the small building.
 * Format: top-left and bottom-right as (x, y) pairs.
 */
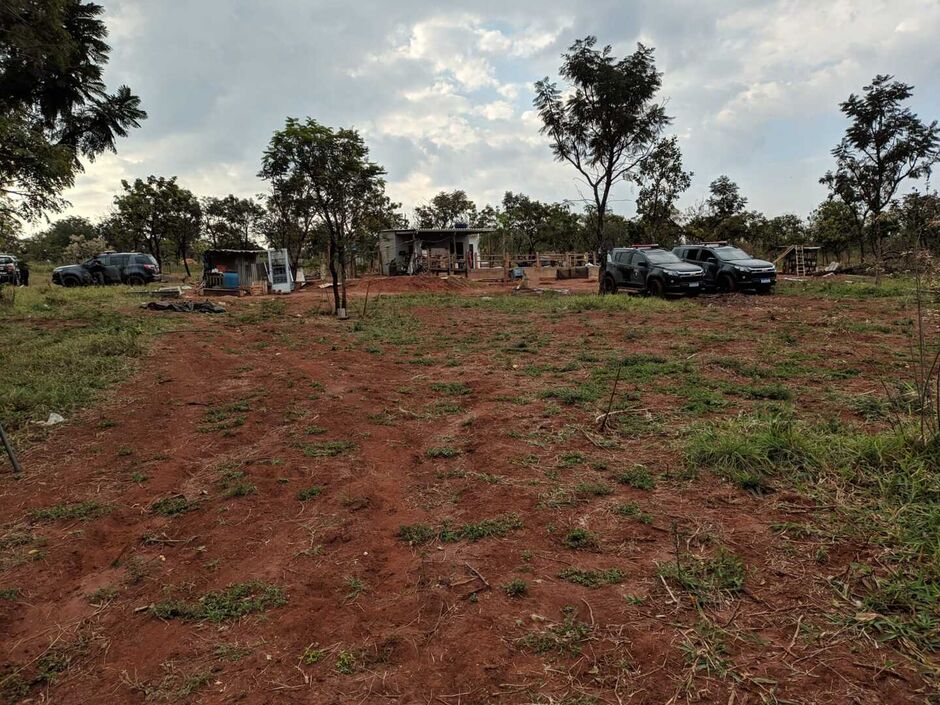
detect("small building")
(774, 244), (821, 275)
(202, 248), (294, 295)
(378, 227), (493, 276)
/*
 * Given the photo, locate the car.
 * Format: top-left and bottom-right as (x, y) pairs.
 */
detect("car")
(51, 252), (162, 287)
(601, 244), (705, 297)
(672, 242), (776, 293)
(0, 254), (20, 285)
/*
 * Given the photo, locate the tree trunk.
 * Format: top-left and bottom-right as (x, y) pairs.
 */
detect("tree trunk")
(873, 214), (882, 285)
(338, 240), (348, 311)
(328, 237), (340, 313)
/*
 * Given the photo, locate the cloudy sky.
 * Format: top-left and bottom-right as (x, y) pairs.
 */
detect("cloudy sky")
(57, 0), (940, 226)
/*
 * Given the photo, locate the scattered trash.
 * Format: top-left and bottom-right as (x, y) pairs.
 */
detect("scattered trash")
(143, 301), (226, 314)
(131, 286), (183, 298)
(37, 412), (65, 427)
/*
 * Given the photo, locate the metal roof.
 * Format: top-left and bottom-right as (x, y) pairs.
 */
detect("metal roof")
(379, 228), (494, 235)
(204, 249), (268, 255)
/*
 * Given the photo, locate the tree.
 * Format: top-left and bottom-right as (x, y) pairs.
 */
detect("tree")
(413, 190), (478, 229)
(706, 176), (747, 221)
(808, 200), (857, 261)
(635, 136), (692, 243)
(62, 233), (107, 262)
(822, 75), (939, 280)
(0, 1), (146, 220)
(260, 118), (388, 314)
(0, 212), (21, 253)
(202, 195), (265, 250)
(112, 176), (200, 270)
(892, 191), (940, 253)
(534, 36), (669, 261)
(22, 215), (96, 260)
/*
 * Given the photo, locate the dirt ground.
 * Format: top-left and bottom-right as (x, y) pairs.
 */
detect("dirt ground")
(0, 276), (935, 704)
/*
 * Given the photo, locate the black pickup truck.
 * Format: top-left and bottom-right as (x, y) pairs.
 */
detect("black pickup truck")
(672, 242), (776, 293)
(601, 244), (705, 297)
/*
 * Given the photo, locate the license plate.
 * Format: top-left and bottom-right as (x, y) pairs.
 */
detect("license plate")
(688, 282), (700, 288)
(760, 278), (771, 284)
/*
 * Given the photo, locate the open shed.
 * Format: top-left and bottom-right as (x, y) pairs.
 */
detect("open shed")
(202, 249), (268, 293)
(378, 228), (493, 276)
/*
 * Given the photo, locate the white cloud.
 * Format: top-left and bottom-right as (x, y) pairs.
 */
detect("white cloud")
(37, 0), (940, 234)
(474, 100), (515, 120)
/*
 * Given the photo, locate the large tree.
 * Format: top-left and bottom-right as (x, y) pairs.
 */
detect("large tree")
(809, 199), (858, 261)
(706, 175), (747, 221)
(0, 1), (145, 220)
(261, 118), (388, 314)
(534, 36), (669, 262)
(203, 195), (265, 250)
(413, 190), (478, 229)
(822, 75), (939, 279)
(112, 176), (200, 270)
(635, 136), (692, 243)
(22, 215), (96, 260)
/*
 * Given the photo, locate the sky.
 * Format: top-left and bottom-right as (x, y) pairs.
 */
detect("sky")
(52, 0), (940, 228)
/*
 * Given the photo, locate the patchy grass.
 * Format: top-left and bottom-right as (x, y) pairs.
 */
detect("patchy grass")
(614, 502), (653, 524)
(426, 445), (462, 458)
(658, 548), (747, 603)
(503, 579), (528, 598)
(562, 528), (599, 551)
(300, 440), (356, 457)
(151, 581), (286, 622)
(397, 513), (523, 544)
(430, 381), (471, 396)
(296, 485), (325, 501)
(0, 286), (168, 442)
(151, 496), (197, 517)
(519, 605), (593, 656)
(614, 465), (655, 490)
(557, 567), (625, 589)
(30, 501), (109, 522)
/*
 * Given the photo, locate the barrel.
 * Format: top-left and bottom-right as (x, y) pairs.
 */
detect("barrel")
(222, 272), (240, 289)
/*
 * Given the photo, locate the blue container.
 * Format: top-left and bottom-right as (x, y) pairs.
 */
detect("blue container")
(222, 272), (240, 289)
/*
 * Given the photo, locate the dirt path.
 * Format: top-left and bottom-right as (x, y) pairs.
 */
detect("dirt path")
(0, 285), (932, 704)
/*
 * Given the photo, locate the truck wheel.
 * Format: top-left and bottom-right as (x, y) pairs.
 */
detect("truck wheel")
(62, 276), (80, 288)
(600, 275), (618, 295)
(648, 278), (665, 297)
(126, 274), (145, 286)
(719, 274), (737, 292)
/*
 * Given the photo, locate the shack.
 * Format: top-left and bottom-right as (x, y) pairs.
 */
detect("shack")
(378, 227), (493, 276)
(202, 249), (294, 295)
(202, 249), (267, 294)
(774, 244), (821, 275)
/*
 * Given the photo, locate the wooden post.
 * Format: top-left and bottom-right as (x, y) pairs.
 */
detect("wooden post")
(0, 422), (21, 474)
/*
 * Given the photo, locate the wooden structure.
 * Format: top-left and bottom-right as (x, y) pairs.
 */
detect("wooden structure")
(774, 245), (821, 275)
(202, 249), (269, 295)
(378, 228), (493, 276)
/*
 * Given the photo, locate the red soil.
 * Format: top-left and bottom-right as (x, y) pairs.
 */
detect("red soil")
(0, 281), (934, 704)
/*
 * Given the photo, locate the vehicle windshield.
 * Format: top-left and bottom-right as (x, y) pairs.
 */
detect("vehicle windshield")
(714, 246), (752, 261)
(645, 250), (682, 264)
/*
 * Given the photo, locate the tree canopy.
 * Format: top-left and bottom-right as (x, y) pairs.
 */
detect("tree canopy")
(534, 36), (669, 252)
(0, 0), (145, 220)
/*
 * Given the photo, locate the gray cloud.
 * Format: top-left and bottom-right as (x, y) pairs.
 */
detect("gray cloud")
(55, 0), (940, 227)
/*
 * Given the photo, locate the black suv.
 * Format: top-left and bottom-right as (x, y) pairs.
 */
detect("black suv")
(0, 254), (19, 285)
(672, 242), (776, 293)
(601, 244), (705, 296)
(52, 252), (162, 287)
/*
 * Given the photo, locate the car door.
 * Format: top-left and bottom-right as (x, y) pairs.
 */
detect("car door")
(99, 255), (122, 283)
(631, 252), (649, 288)
(698, 249), (719, 285)
(611, 251), (630, 285)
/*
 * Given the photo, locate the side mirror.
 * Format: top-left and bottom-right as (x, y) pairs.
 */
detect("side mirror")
(638, 261), (648, 268)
